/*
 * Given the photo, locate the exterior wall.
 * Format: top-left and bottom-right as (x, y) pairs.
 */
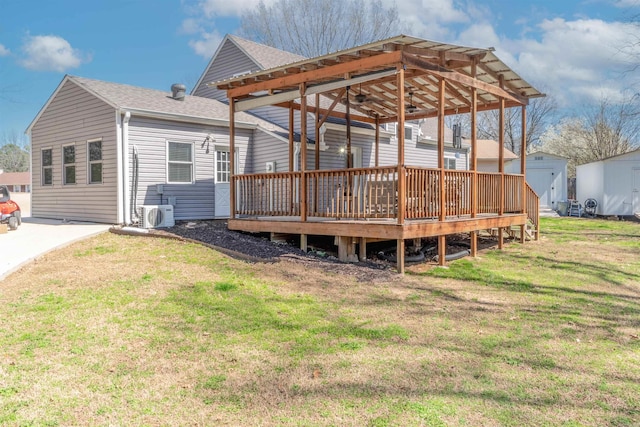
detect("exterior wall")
(30, 80), (118, 223)
(603, 152), (640, 215)
(127, 116), (252, 220)
(192, 39), (260, 101)
(576, 162), (604, 214)
(526, 154), (568, 208)
(248, 130), (290, 174)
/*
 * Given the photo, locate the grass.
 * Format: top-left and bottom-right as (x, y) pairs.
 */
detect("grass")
(0, 217), (639, 425)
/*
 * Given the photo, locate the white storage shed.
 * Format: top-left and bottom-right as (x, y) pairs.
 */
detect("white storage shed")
(518, 151), (568, 210)
(576, 149), (640, 216)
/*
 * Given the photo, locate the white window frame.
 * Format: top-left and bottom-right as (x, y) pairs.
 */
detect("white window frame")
(87, 138), (103, 184)
(62, 143), (76, 185)
(444, 157), (457, 170)
(166, 141), (195, 184)
(41, 147), (53, 186)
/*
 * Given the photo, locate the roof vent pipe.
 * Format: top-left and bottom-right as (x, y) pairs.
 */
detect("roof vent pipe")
(171, 83), (186, 101)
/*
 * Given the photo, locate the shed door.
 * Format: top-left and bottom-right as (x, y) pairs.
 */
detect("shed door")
(528, 168), (554, 208)
(633, 168), (640, 215)
(214, 149), (231, 217)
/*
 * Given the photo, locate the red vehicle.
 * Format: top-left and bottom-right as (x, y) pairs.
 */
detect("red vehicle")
(0, 185), (21, 230)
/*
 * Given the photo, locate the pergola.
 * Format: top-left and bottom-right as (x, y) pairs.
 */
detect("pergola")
(215, 35), (544, 273)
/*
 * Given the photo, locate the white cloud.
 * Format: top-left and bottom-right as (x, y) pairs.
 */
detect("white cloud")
(507, 18), (639, 105)
(0, 44), (9, 56)
(197, 0), (278, 18)
(613, 0), (639, 8)
(188, 31), (223, 58)
(20, 35), (89, 72)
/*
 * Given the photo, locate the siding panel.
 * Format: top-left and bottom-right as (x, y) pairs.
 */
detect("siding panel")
(30, 81), (118, 223)
(128, 117), (251, 220)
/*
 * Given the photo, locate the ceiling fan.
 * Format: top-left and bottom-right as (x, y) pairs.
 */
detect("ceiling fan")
(352, 83), (383, 104)
(406, 92), (418, 113)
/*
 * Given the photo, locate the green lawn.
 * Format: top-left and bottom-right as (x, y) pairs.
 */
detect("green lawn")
(0, 217), (639, 426)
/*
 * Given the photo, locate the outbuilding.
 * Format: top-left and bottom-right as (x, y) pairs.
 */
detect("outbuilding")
(520, 151), (568, 210)
(576, 149), (640, 216)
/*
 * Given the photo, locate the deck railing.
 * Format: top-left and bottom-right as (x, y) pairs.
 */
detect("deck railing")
(235, 172), (301, 216)
(233, 167), (530, 221)
(526, 183), (540, 236)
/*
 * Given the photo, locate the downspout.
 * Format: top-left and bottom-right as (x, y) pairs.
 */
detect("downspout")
(116, 112), (124, 223)
(122, 111), (132, 224)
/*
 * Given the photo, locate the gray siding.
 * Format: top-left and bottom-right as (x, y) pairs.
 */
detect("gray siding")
(250, 130), (290, 174)
(30, 80), (118, 223)
(192, 39), (260, 101)
(128, 117), (251, 220)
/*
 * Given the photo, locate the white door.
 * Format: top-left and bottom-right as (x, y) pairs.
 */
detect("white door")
(528, 168), (554, 208)
(633, 169), (640, 215)
(214, 149), (230, 217)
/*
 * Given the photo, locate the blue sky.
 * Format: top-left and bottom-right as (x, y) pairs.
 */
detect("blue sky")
(0, 0), (638, 138)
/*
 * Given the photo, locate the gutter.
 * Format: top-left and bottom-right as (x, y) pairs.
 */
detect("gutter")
(120, 107), (259, 130)
(122, 111), (132, 224)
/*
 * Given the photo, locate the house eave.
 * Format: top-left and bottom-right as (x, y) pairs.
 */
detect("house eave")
(119, 108), (258, 130)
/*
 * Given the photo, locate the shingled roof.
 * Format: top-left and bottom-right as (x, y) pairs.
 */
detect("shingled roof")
(229, 35), (306, 70)
(28, 75), (288, 134)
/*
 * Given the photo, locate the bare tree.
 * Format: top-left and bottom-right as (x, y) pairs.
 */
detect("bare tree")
(540, 98), (639, 177)
(475, 95), (557, 155)
(446, 94), (556, 155)
(239, 0), (407, 57)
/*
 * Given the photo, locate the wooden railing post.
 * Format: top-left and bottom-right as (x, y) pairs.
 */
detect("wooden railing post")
(300, 84), (307, 222)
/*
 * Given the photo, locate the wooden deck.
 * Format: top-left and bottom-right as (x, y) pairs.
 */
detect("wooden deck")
(229, 165), (539, 272)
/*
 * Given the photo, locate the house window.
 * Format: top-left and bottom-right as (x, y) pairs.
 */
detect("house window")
(404, 126), (413, 141)
(42, 148), (53, 186)
(216, 150), (230, 183)
(63, 144), (76, 185)
(445, 158), (456, 170)
(88, 139), (103, 184)
(167, 142), (193, 183)
(535, 156), (543, 161)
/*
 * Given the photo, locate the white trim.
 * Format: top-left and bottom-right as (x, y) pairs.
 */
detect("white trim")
(191, 35), (262, 96)
(120, 108), (258, 130)
(166, 140), (195, 184)
(116, 112), (123, 223)
(41, 146), (54, 186)
(62, 142), (77, 185)
(87, 138), (103, 185)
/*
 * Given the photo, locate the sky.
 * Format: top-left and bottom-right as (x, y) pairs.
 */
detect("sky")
(0, 0), (639, 139)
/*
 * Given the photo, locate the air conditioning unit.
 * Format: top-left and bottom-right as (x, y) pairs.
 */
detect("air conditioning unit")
(141, 205), (175, 229)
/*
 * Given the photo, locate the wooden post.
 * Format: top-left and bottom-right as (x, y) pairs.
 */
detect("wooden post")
(300, 84), (307, 222)
(396, 67), (406, 226)
(300, 233), (307, 252)
(438, 235), (446, 266)
(520, 105), (527, 243)
(359, 237), (367, 261)
(315, 93), (320, 170)
(288, 103), (294, 214)
(470, 59), (478, 257)
(375, 115), (380, 167)
(396, 239), (405, 274)
(498, 94), (505, 248)
(289, 103), (294, 172)
(229, 98), (236, 220)
(437, 77), (446, 264)
(346, 87), (352, 169)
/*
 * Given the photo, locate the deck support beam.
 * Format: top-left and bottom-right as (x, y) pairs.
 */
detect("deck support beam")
(359, 237), (367, 261)
(438, 235), (446, 266)
(338, 236), (358, 263)
(300, 234), (308, 252)
(397, 239), (405, 274)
